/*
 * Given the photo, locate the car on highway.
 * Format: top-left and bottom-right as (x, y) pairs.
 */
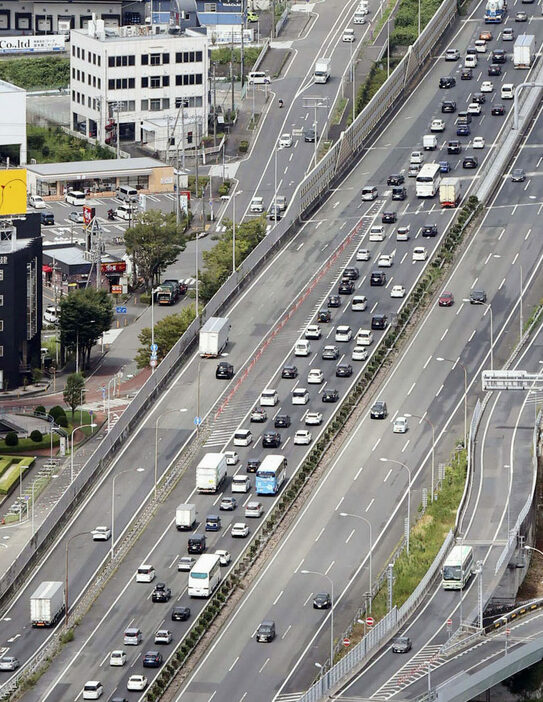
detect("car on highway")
(205, 514), (222, 531)
(143, 650), (164, 667)
(127, 675), (148, 691)
(69, 211), (85, 223)
(475, 39), (487, 52)
(151, 583), (171, 602)
(352, 294), (366, 310)
(447, 140), (461, 154)
(515, 11), (527, 20)
(356, 328), (373, 345)
(342, 27), (355, 41)
(422, 224), (438, 238)
(224, 451), (239, 465)
(382, 211), (397, 224)
(336, 363), (353, 377)
(335, 325), (353, 342)
(396, 225), (410, 241)
(317, 309), (331, 323)
(250, 408), (267, 422)
(282, 364), (298, 379)
(352, 345), (368, 361)
(256, 620), (276, 642)
(262, 431), (281, 448)
(470, 289), (487, 304)
(136, 564), (155, 583)
(430, 118), (445, 132)
(292, 388), (309, 405)
(377, 253), (393, 268)
(357, 248), (371, 260)
(274, 414), (291, 428)
(123, 627), (143, 645)
(171, 606), (191, 621)
(472, 92), (486, 104)
(371, 314), (388, 330)
(368, 225), (385, 241)
(215, 549), (231, 565)
(279, 133), (293, 148)
(216, 361), (234, 379)
(154, 629), (173, 645)
(491, 104), (505, 115)
(439, 160), (451, 173)
(322, 388), (339, 403)
(502, 27), (515, 40)
(441, 99), (456, 113)
(463, 156), (478, 168)
(338, 278), (355, 294)
(511, 168), (526, 182)
(445, 48), (460, 60)
(481, 80), (494, 92)
(391, 636), (412, 653)
(370, 401), (388, 419)
(305, 411), (323, 425)
(322, 345), (339, 360)
(294, 429), (312, 445)
(233, 429), (252, 446)
(391, 186), (407, 200)
(488, 63), (502, 76)
(460, 67), (472, 80)
(91, 526), (111, 541)
(231, 522), (250, 538)
(178, 555), (197, 571)
(109, 650), (126, 666)
(304, 128), (316, 142)
(473, 137), (485, 149)
(390, 284), (406, 298)
(408, 163), (420, 177)
(305, 324), (322, 339)
(328, 294), (342, 307)
(439, 75), (456, 88)
(412, 247), (428, 261)
(246, 458), (261, 473)
(479, 30), (492, 40)
(370, 271), (386, 286)
(308, 368), (324, 384)
(0, 656), (19, 671)
(219, 496), (237, 512)
(387, 173), (404, 185)
(83, 681), (103, 699)
(245, 501), (264, 517)
(438, 291), (455, 307)
(362, 185), (378, 200)
(313, 592), (332, 609)
(467, 103), (481, 116)
(393, 416), (409, 433)
(456, 125), (470, 137)
(410, 150), (423, 164)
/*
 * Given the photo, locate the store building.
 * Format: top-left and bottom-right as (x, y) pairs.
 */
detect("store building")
(42, 243), (128, 293)
(0, 79), (26, 164)
(69, 16), (208, 149)
(0, 213), (42, 390)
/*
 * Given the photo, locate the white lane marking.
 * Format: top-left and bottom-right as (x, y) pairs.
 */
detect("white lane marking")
(303, 592), (313, 606)
(325, 560), (335, 575)
(407, 382), (416, 396)
(228, 656), (239, 672)
(440, 328), (448, 341)
(354, 465), (364, 480)
(346, 528), (356, 544)
(366, 498), (374, 512)
(436, 384), (444, 397)
(258, 659), (270, 674)
(99, 651), (110, 667)
(402, 439), (410, 452)
(294, 558), (304, 574)
(384, 469), (392, 482)
(335, 496), (344, 511)
(282, 624), (292, 639)
(372, 438), (381, 451)
(423, 355), (432, 369)
(315, 527), (325, 542)
(468, 329), (476, 342)
(273, 590), (284, 605)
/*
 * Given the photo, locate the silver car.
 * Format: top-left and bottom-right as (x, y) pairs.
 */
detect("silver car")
(0, 656), (19, 671)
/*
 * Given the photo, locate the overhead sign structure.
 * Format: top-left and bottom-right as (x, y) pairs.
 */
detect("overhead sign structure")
(482, 370), (543, 391)
(0, 168), (26, 215)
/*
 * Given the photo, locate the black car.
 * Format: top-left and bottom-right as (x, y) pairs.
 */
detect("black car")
(463, 156), (478, 168)
(304, 128), (316, 142)
(205, 514), (221, 532)
(472, 92), (486, 104)
(382, 211), (397, 223)
(488, 63), (502, 76)
(512, 168), (526, 182)
(40, 211), (55, 225)
(317, 309), (331, 323)
(439, 76), (456, 88)
(470, 289), (487, 304)
(328, 295), (342, 308)
(422, 224), (438, 237)
(171, 606), (191, 622)
(262, 431), (281, 448)
(448, 140), (461, 154)
(492, 49), (507, 63)
(336, 363), (353, 377)
(441, 100), (456, 113)
(282, 364), (298, 379)
(370, 401), (388, 419)
(151, 583), (172, 603)
(322, 388), (339, 403)
(246, 457), (261, 473)
(143, 650), (164, 668)
(256, 621), (276, 642)
(391, 636), (412, 653)
(456, 125), (470, 137)
(274, 414), (291, 428)
(322, 345), (340, 360)
(338, 279), (355, 295)
(343, 266), (360, 280)
(215, 361), (234, 380)
(460, 67), (473, 80)
(371, 314), (388, 330)
(187, 534), (206, 554)
(391, 186), (407, 200)
(387, 173), (404, 186)
(491, 104), (505, 115)
(313, 592), (332, 609)
(370, 271), (387, 286)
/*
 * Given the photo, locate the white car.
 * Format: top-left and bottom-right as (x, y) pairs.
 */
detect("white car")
(472, 136), (485, 149)
(294, 429), (312, 445)
(215, 549), (231, 565)
(127, 675), (148, 691)
(178, 556), (196, 572)
(412, 247), (428, 261)
(430, 118), (445, 132)
(390, 285), (406, 298)
(224, 450), (239, 466)
(342, 27), (355, 41)
(91, 526), (111, 541)
(356, 248), (371, 260)
(233, 429), (252, 446)
(279, 133), (293, 148)
(410, 150), (423, 164)
(352, 345), (368, 361)
(378, 254), (393, 267)
(480, 80), (493, 92)
(396, 225), (410, 241)
(335, 325), (353, 342)
(307, 368), (324, 384)
(231, 522), (250, 537)
(115, 205), (134, 221)
(29, 194), (46, 209)
(43, 304), (61, 325)
(245, 501), (264, 518)
(467, 102), (481, 115)
(154, 629), (173, 645)
(393, 416), (409, 433)
(474, 39), (487, 52)
(369, 225), (385, 241)
(83, 681), (103, 699)
(109, 650), (126, 666)
(305, 411), (323, 425)
(305, 324), (322, 339)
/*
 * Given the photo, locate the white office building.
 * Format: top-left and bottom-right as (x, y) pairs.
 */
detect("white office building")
(0, 79), (26, 164)
(70, 17), (208, 152)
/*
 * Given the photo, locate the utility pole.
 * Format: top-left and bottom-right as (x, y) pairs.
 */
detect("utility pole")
(271, 0), (276, 38)
(180, 105), (186, 170)
(213, 63), (217, 150)
(116, 104), (121, 159)
(240, 0), (245, 88)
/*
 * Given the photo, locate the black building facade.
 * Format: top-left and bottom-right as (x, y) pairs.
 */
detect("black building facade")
(0, 213), (42, 390)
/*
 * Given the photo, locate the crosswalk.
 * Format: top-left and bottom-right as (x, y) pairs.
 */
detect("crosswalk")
(371, 645), (445, 699)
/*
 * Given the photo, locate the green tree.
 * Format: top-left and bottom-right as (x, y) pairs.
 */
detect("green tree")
(124, 210), (187, 291)
(59, 288), (114, 370)
(63, 373), (85, 417)
(135, 307), (196, 369)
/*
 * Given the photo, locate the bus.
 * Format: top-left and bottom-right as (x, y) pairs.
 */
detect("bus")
(255, 455), (287, 496)
(188, 554), (222, 597)
(441, 545), (474, 590)
(416, 163), (441, 198)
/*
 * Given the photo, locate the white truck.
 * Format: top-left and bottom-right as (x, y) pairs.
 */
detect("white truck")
(514, 35), (535, 68)
(30, 581), (65, 627)
(196, 453), (227, 493)
(439, 177), (462, 208)
(423, 134), (438, 150)
(199, 317), (230, 357)
(176, 503), (196, 530)
(314, 57), (331, 83)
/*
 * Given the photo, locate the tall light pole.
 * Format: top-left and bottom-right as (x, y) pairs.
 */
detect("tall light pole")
(301, 569), (335, 667)
(232, 188), (236, 272)
(70, 423), (97, 483)
(436, 357), (468, 449)
(519, 263), (524, 341)
(380, 457), (412, 554)
(340, 512), (373, 612)
(65, 530), (90, 626)
(154, 409), (183, 500)
(151, 286), (159, 374)
(405, 413), (435, 501)
(106, 376), (118, 433)
(111, 467), (144, 559)
(274, 141), (278, 226)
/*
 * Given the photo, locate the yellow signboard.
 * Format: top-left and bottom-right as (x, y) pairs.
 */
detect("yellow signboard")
(0, 169), (27, 216)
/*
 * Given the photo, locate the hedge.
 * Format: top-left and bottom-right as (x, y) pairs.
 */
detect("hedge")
(0, 457), (34, 494)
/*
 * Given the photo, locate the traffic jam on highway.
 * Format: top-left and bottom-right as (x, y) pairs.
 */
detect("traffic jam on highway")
(3, 0), (542, 698)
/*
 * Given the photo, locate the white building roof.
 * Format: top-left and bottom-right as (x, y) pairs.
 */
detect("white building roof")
(27, 157), (167, 181)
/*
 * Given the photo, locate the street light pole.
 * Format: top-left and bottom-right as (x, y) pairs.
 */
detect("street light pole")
(70, 423), (97, 484)
(111, 467), (144, 559)
(340, 512), (373, 612)
(520, 264), (524, 341)
(405, 413), (435, 501)
(437, 357), (468, 449)
(154, 409), (182, 500)
(65, 531), (90, 626)
(380, 458), (411, 554)
(301, 570), (334, 667)
(274, 142), (278, 226)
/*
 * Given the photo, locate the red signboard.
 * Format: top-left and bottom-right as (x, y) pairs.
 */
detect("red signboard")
(83, 205), (95, 225)
(111, 284), (123, 294)
(366, 617), (374, 627)
(343, 638), (350, 647)
(101, 261), (126, 273)
(179, 189), (191, 201)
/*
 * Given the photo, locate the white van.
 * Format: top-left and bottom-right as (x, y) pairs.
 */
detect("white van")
(250, 196), (264, 212)
(501, 83), (514, 99)
(233, 429), (252, 446)
(423, 134), (437, 150)
(232, 474), (251, 493)
(292, 388), (310, 405)
(361, 185), (378, 200)
(83, 681), (103, 700)
(353, 10), (366, 23)
(115, 204), (134, 220)
(357, 328), (373, 345)
(295, 339), (311, 356)
(117, 185), (138, 202)
(351, 295), (367, 311)
(260, 388), (279, 406)
(135, 564), (155, 583)
(65, 190), (86, 205)
(464, 54), (477, 68)
(248, 71), (271, 84)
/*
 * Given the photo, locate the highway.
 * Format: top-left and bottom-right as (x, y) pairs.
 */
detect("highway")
(4, 0), (543, 700)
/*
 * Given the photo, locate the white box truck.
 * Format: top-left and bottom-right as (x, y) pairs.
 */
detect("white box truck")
(514, 35), (535, 68)
(176, 503), (196, 530)
(196, 453), (227, 493)
(199, 317), (230, 357)
(30, 581), (65, 627)
(423, 134), (438, 150)
(314, 57), (331, 83)
(439, 177), (462, 208)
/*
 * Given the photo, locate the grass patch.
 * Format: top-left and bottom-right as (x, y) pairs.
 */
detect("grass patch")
(0, 456), (35, 494)
(0, 410), (96, 454)
(210, 46), (261, 67)
(0, 56), (69, 90)
(248, 113), (260, 130)
(331, 97), (348, 126)
(27, 125), (114, 164)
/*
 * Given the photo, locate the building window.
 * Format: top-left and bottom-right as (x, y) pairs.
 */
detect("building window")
(0, 270), (3, 281)
(141, 54), (149, 65)
(0, 321), (4, 332)
(141, 77), (148, 88)
(204, 3), (217, 11)
(77, 47), (80, 58)
(98, 78), (101, 89)
(163, 53), (170, 64)
(196, 51), (203, 62)
(72, 89), (75, 100)
(128, 78), (135, 89)
(72, 68), (75, 79)
(0, 295), (4, 306)
(175, 97), (188, 108)
(162, 75), (170, 87)
(150, 99), (161, 111)
(150, 76), (161, 89)
(141, 100), (148, 110)
(129, 55), (135, 66)
(72, 45), (75, 56)
(162, 98), (170, 109)
(187, 131), (193, 144)
(127, 100), (135, 111)
(108, 56), (115, 67)
(98, 56), (101, 66)
(150, 53), (161, 66)
(0, 346), (3, 358)
(93, 76), (96, 87)
(108, 79), (115, 90)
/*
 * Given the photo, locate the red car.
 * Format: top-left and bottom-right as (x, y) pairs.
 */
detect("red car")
(439, 291), (455, 307)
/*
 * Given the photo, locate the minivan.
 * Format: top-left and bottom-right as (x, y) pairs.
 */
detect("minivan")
(40, 211), (55, 225)
(295, 339), (311, 356)
(370, 271), (386, 286)
(351, 295), (367, 311)
(361, 185), (378, 200)
(501, 83), (514, 99)
(250, 196), (264, 212)
(465, 54), (478, 68)
(260, 388), (279, 406)
(353, 10), (366, 23)
(357, 328), (373, 345)
(248, 71), (271, 84)
(233, 429), (252, 446)
(457, 111), (472, 125)
(232, 475), (251, 493)
(135, 564), (155, 583)
(292, 388), (309, 405)
(65, 190), (86, 205)
(115, 204), (134, 220)
(83, 681), (103, 699)
(188, 534), (206, 554)
(117, 185), (138, 202)
(124, 627), (143, 645)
